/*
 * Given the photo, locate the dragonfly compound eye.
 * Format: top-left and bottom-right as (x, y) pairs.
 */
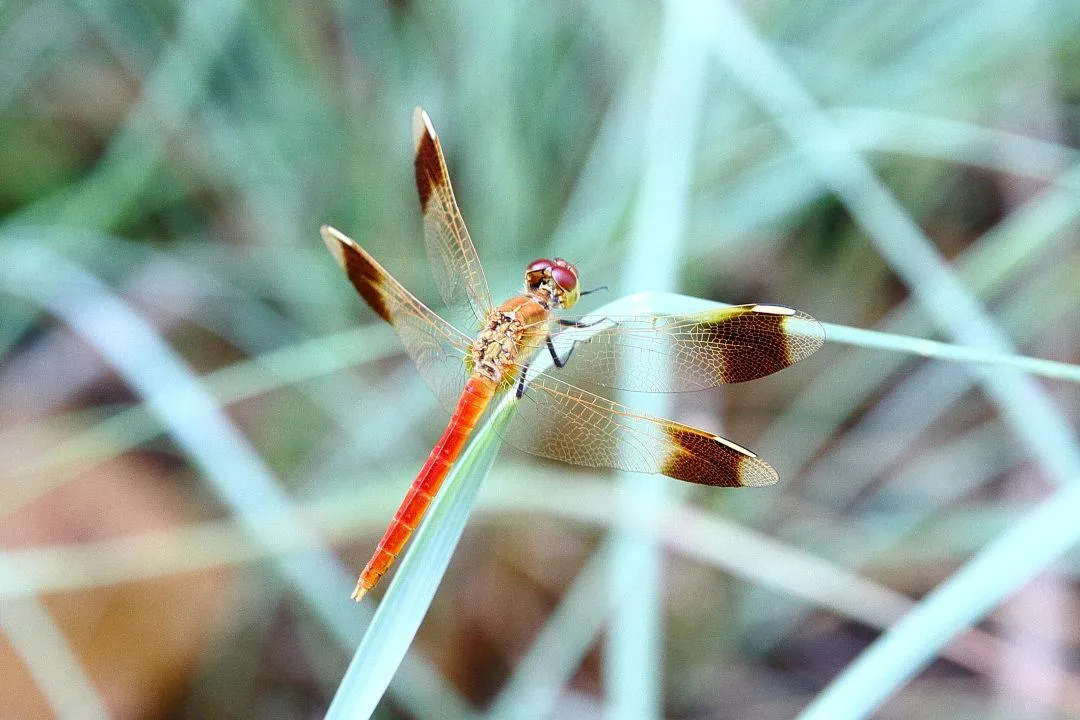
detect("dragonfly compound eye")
(550, 265), (578, 291)
(526, 259), (554, 273)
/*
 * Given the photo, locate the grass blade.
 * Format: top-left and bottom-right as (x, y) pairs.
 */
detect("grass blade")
(325, 398), (512, 720)
(799, 480), (1080, 719)
(0, 557), (109, 719)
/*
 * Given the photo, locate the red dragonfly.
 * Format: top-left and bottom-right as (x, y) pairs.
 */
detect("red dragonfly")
(323, 108), (824, 600)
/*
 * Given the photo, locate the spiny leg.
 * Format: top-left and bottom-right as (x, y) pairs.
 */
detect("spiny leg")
(545, 335), (572, 368)
(546, 316), (610, 368)
(515, 362), (530, 399)
(557, 317), (608, 328)
(521, 317), (612, 398)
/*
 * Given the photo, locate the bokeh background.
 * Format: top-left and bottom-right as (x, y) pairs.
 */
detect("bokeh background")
(2, 0), (1079, 718)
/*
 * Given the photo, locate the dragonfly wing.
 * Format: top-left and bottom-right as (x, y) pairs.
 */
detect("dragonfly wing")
(552, 304), (824, 393)
(413, 107), (494, 329)
(500, 371), (778, 488)
(322, 225), (472, 412)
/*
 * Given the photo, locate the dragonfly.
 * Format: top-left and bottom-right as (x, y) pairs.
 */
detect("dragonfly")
(322, 108), (824, 600)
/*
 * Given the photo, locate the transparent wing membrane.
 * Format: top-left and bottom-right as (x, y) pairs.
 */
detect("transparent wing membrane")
(324, 226), (821, 487)
(549, 304), (825, 393)
(322, 226), (472, 412)
(499, 371), (779, 488)
(412, 108), (494, 330)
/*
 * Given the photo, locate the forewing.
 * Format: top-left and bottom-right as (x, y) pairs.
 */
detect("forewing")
(322, 225), (472, 412)
(499, 371), (778, 488)
(553, 304), (824, 393)
(413, 107), (494, 329)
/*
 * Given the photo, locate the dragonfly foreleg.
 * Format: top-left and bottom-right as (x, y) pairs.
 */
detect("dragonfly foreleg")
(546, 316), (609, 370)
(557, 316), (607, 329)
(517, 318), (608, 400)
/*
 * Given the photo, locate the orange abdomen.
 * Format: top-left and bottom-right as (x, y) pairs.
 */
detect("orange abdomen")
(352, 375), (496, 600)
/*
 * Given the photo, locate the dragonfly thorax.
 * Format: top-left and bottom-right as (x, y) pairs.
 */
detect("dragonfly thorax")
(470, 310), (527, 384)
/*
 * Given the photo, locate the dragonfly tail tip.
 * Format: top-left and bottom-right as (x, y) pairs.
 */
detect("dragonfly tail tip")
(351, 584), (368, 602)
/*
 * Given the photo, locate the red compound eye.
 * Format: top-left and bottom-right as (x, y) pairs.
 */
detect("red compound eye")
(526, 259), (553, 273)
(551, 265), (578, 291)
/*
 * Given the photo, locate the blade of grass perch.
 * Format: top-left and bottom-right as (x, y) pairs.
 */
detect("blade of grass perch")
(325, 396), (513, 720)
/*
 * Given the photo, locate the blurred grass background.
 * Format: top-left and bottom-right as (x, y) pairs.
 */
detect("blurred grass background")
(1, 0), (1079, 717)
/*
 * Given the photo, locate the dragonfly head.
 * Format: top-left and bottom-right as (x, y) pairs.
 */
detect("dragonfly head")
(525, 258), (580, 309)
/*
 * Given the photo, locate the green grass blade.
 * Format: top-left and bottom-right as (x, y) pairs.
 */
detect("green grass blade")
(325, 398), (513, 720)
(799, 479), (1080, 719)
(0, 557), (109, 719)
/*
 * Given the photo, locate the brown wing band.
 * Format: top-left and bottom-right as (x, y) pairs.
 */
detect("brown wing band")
(321, 225), (393, 324)
(702, 306), (789, 383)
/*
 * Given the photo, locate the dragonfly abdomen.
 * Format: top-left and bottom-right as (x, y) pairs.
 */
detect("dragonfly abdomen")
(352, 375), (497, 600)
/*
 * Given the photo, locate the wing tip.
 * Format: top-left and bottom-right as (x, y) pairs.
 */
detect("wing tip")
(320, 223), (345, 242)
(781, 310), (827, 362)
(750, 303), (796, 316)
(320, 224), (352, 269)
(747, 304), (827, 347)
(695, 304), (825, 382)
(716, 434), (780, 487)
(736, 454), (780, 487)
(412, 106), (435, 149)
(318, 225), (395, 324)
(663, 425), (780, 488)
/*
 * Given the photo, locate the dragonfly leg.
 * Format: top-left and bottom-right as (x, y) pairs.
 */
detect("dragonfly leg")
(557, 316), (607, 328)
(515, 363), (530, 399)
(545, 335), (573, 369)
(546, 316), (609, 369)
(519, 331), (573, 397)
